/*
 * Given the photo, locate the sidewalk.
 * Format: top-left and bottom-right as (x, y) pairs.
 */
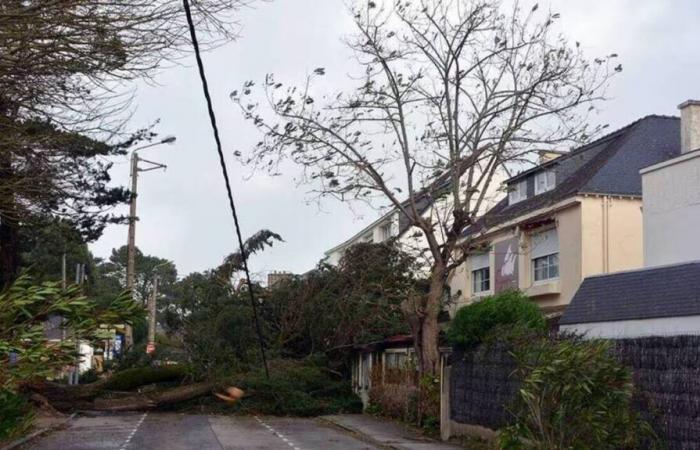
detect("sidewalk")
(1, 413), (75, 450)
(321, 414), (464, 450)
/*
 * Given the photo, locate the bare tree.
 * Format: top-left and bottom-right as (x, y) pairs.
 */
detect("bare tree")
(233, 0), (619, 375)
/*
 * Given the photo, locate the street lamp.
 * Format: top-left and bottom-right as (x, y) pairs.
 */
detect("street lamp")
(124, 136), (176, 349)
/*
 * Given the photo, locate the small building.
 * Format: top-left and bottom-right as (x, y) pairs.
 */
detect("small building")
(450, 114), (682, 319)
(559, 261), (700, 338)
(351, 335), (415, 407)
(266, 271), (294, 287)
(561, 100), (700, 338)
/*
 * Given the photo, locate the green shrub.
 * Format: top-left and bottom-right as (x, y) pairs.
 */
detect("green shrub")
(499, 336), (658, 450)
(0, 390), (33, 440)
(447, 290), (546, 350)
(79, 368), (99, 385)
(231, 359), (362, 416)
(103, 365), (188, 391)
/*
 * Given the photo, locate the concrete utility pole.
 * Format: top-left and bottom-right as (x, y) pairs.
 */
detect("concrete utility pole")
(146, 274), (158, 355)
(124, 136), (175, 349)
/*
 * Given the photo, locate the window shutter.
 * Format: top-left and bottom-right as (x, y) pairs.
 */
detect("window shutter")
(471, 252), (490, 270)
(531, 228), (558, 259)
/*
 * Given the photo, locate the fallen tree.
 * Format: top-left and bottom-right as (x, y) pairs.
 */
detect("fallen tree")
(28, 379), (222, 412)
(25, 366), (217, 412)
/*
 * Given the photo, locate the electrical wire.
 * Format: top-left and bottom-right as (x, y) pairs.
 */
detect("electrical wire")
(182, 0), (269, 379)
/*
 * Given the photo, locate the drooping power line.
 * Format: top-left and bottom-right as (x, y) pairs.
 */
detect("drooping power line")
(182, 0), (269, 378)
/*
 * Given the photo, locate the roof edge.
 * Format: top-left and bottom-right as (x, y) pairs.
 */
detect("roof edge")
(640, 147), (700, 175)
(582, 260), (700, 280)
(505, 115), (680, 184)
(560, 311), (700, 326)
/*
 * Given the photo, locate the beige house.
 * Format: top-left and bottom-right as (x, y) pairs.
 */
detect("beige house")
(449, 114), (682, 318)
(560, 100), (700, 338)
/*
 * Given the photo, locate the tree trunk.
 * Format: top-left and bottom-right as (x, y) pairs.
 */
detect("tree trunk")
(27, 380), (219, 412)
(419, 267), (445, 376)
(0, 150), (19, 289)
(404, 263), (446, 378)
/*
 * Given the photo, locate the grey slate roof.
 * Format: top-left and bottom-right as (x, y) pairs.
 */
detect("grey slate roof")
(466, 115), (681, 234)
(559, 261), (700, 325)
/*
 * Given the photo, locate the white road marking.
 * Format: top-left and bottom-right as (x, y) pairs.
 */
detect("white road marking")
(255, 416), (303, 450)
(120, 412), (148, 450)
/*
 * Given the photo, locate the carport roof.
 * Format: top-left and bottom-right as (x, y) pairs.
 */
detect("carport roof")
(559, 261), (700, 325)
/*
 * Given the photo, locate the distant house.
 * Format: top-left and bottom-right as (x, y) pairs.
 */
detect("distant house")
(323, 168), (506, 269)
(266, 271), (294, 287)
(561, 100), (700, 338)
(450, 114), (682, 320)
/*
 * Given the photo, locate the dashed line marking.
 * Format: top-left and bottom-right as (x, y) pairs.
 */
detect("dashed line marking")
(255, 416), (302, 450)
(120, 412), (148, 450)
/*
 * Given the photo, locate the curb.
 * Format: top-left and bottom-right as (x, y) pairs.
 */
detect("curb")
(1, 413), (76, 450)
(318, 416), (397, 450)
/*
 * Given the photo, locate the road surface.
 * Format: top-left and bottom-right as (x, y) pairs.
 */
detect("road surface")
(26, 413), (393, 450)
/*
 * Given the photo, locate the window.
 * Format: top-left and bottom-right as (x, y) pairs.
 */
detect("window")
(385, 352), (407, 369)
(535, 170), (556, 195)
(472, 267), (491, 293)
(471, 252), (491, 294)
(530, 228), (559, 282)
(533, 253), (559, 281)
(508, 180), (527, 204)
(378, 222), (393, 241)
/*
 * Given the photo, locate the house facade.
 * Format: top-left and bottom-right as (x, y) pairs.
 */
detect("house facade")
(450, 115), (682, 318)
(560, 100), (700, 338)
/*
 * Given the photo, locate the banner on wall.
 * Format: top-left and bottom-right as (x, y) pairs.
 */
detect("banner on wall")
(495, 237), (519, 292)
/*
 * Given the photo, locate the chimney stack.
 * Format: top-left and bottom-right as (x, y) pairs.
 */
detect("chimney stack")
(537, 150), (566, 164)
(679, 100), (700, 153)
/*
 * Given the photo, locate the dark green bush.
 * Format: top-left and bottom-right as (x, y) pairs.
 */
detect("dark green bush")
(0, 390), (33, 440)
(500, 336), (658, 450)
(447, 290), (546, 350)
(231, 359), (362, 416)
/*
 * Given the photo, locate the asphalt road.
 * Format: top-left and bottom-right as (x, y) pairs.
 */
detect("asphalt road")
(25, 413), (384, 450)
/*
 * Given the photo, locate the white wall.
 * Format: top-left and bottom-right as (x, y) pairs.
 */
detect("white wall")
(561, 315), (700, 339)
(642, 149), (700, 267)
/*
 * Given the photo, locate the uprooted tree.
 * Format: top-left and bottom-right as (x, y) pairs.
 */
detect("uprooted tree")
(232, 0), (619, 376)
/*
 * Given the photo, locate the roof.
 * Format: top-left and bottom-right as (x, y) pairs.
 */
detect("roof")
(353, 334), (414, 352)
(466, 115), (681, 235)
(559, 261), (700, 325)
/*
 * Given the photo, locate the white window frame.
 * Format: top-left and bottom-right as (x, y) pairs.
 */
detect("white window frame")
(508, 180), (527, 204)
(532, 253), (559, 282)
(470, 252), (492, 295)
(530, 228), (559, 283)
(534, 170), (556, 195)
(472, 267), (491, 294)
(379, 222), (393, 241)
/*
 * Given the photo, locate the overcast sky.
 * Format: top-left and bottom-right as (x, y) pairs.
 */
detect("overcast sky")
(89, 0), (700, 279)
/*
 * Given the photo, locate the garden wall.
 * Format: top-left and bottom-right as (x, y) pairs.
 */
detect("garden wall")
(447, 335), (700, 449)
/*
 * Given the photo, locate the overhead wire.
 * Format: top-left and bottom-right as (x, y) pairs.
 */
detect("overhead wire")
(182, 0), (270, 378)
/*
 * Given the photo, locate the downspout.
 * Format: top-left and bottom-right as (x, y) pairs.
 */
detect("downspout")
(601, 196), (611, 273)
(606, 197), (611, 272)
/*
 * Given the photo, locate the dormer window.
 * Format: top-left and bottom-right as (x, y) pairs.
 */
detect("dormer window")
(535, 170), (556, 195)
(508, 180), (527, 205)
